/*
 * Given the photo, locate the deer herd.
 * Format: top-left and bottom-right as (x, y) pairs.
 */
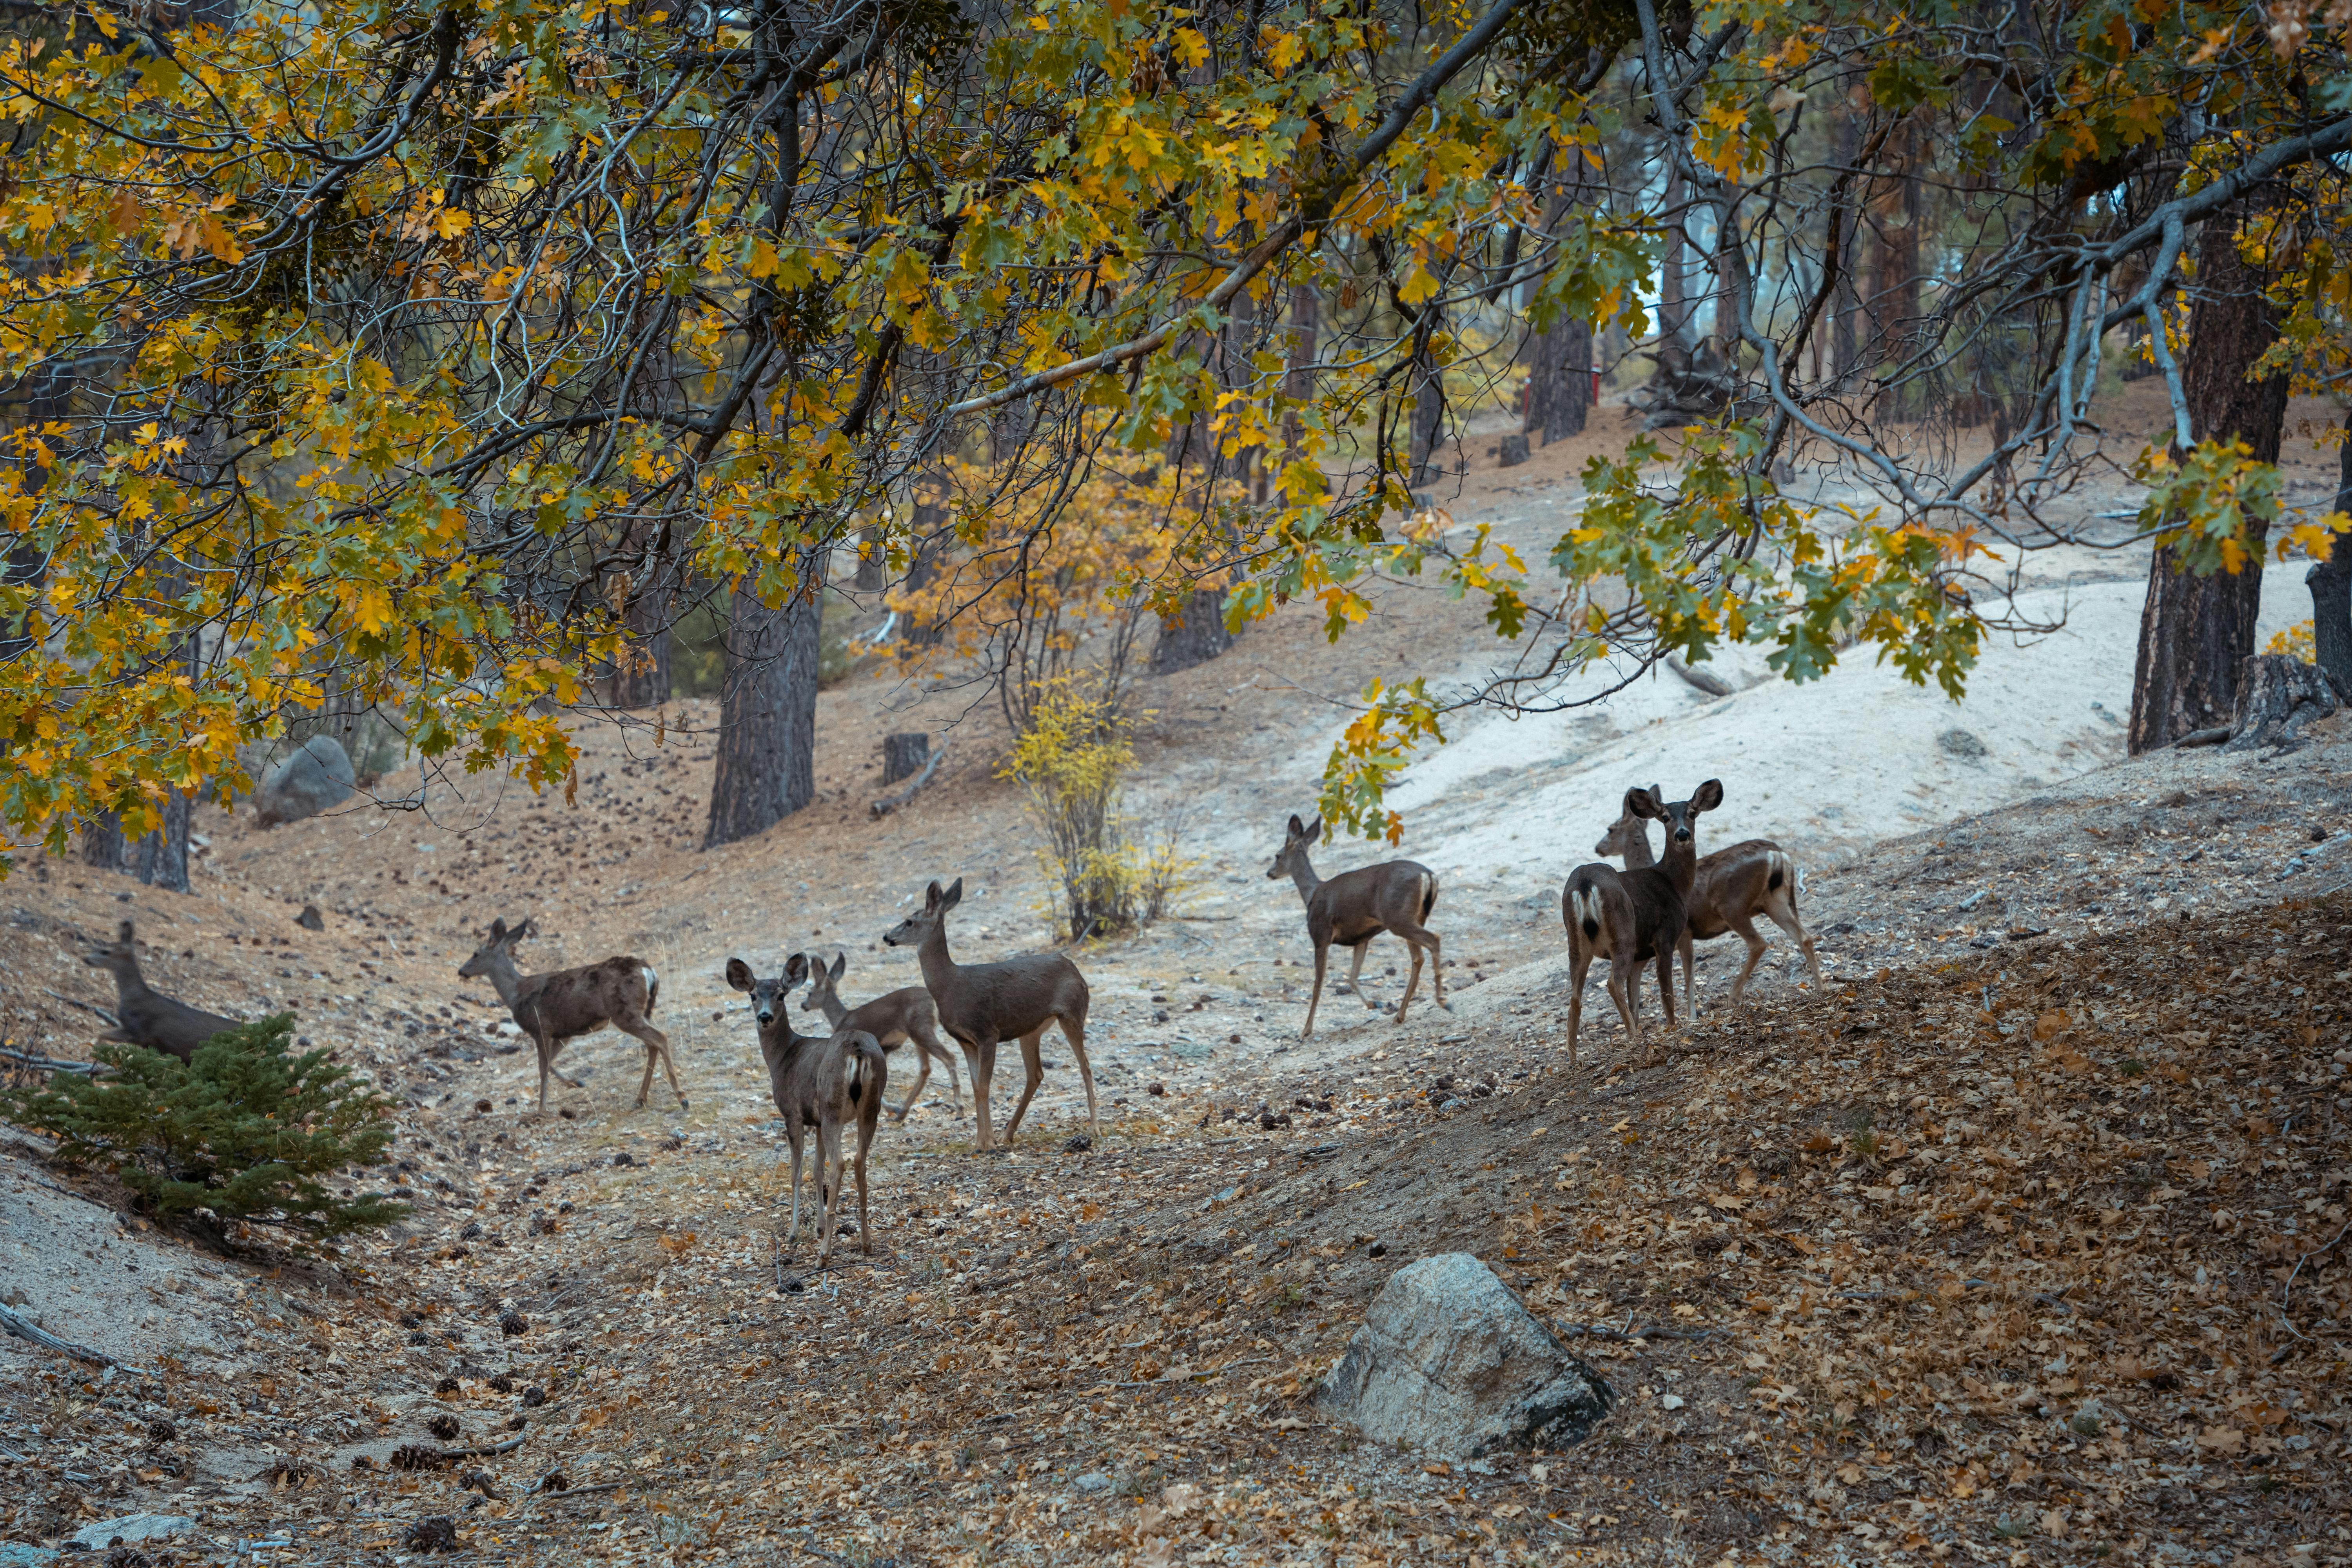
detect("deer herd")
(78, 778), (1817, 1269)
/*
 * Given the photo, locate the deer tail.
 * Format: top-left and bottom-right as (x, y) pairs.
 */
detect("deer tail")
(640, 965), (660, 1013)
(1765, 851), (1798, 910)
(1566, 878), (1604, 943)
(1418, 869), (1438, 923)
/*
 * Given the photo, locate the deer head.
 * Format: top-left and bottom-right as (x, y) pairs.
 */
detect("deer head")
(1266, 814), (1323, 881)
(802, 951), (849, 1008)
(83, 920), (139, 980)
(1632, 779), (1724, 854)
(457, 916), (533, 980)
(882, 878), (962, 948)
(1593, 790), (1655, 861)
(725, 953), (811, 1031)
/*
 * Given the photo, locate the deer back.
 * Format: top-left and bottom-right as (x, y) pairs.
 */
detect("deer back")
(513, 956), (656, 1043)
(1688, 839), (1789, 939)
(841, 985), (938, 1048)
(1309, 858), (1434, 942)
(930, 953), (1088, 1046)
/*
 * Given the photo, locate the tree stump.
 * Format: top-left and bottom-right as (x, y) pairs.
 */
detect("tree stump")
(2225, 654), (2347, 751)
(882, 732), (931, 785)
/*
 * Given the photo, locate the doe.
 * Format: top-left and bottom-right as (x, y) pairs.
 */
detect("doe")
(802, 950), (964, 1122)
(1562, 780), (1721, 1067)
(881, 878), (1095, 1151)
(83, 921), (243, 1062)
(1595, 797), (1821, 1014)
(457, 918), (685, 1114)
(727, 954), (884, 1267)
(1266, 813), (1446, 1038)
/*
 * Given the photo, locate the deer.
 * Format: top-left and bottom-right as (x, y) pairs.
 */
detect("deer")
(82, 921), (243, 1061)
(801, 951), (963, 1122)
(1595, 795), (1822, 1015)
(1561, 780), (1721, 1068)
(1265, 813), (1447, 1039)
(880, 878), (1095, 1152)
(456, 918), (686, 1115)
(726, 954), (885, 1267)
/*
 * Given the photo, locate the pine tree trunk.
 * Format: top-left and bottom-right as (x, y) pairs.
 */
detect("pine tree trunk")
(704, 545), (829, 848)
(1408, 329), (1446, 487)
(1829, 104), (1860, 386)
(82, 813), (126, 871)
(2128, 203), (2290, 754)
(2311, 420), (2352, 691)
(132, 792), (192, 893)
(1150, 589), (1235, 673)
(1282, 283), (1319, 465)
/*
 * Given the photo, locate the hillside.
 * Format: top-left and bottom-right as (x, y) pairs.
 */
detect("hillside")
(1, 391), (2349, 1566)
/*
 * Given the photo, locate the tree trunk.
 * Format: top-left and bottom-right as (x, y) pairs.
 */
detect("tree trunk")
(2311, 420), (2352, 691)
(132, 792), (192, 893)
(704, 544), (829, 848)
(900, 467), (951, 647)
(2225, 654), (2344, 751)
(2128, 203), (2291, 754)
(1281, 283), (1319, 467)
(82, 813), (126, 871)
(1151, 589), (1236, 673)
(1660, 160), (1688, 351)
(608, 579), (672, 708)
(1408, 328), (1446, 488)
(882, 731), (931, 785)
(1830, 107), (1861, 386)
(853, 518), (884, 593)
(1866, 118), (1920, 381)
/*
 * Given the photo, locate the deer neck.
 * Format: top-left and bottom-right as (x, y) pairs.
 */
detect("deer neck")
(811, 987), (847, 1030)
(482, 950), (527, 1011)
(1661, 830), (1698, 895)
(1286, 851), (1322, 908)
(915, 920), (959, 996)
(106, 959), (153, 1007)
(1620, 822), (1658, 870)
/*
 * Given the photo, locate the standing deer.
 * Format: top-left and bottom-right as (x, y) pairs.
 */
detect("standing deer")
(802, 951), (963, 1122)
(1595, 797), (1822, 1014)
(456, 918), (685, 1114)
(83, 921), (243, 1061)
(1561, 781), (1721, 1067)
(727, 954), (884, 1267)
(880, 878), (1095, 1152)
(1266, 814), (1446, 1038)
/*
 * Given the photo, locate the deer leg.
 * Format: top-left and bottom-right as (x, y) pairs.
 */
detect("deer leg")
(1724, 915), (1769, 1009)
(1001, 1029), (1048, 1143)
(815, 1119), (841, 1269)
(619, 1020), (686, 1109)
(783, 1128), (806, 1246)
(854, 1099), (875, 1256)
(1764, 895), (1824, 990)
(1302, 942), (1330, 1039)
(969, 1037), (998, 1151)
(1566, 949), (1591, 1069)
(1392, 936), (1424, 1025)
(1388, 920), (1446, 1020)
(1060, 1014), (1099, 1140)
(889, 1037), (931, 1124)
(1677, 933), (1699, 1024)
(1611, 961), (1642, 1058)
(1655, 947), (1678, 1041)
(913, 1021), (965, 1111)
(1344, 941), (1377, 1009)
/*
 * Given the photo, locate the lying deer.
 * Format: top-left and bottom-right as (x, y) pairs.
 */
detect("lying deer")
(881, 878), (1095, 1152)
(83, 921), (243, 1061)
(1266, 813), (1446, 1038)
(1596, 795), (1822, 1014)
(802, 951), (963, 1122)
(727, 954), (884, 1267)
(1562, 781), (1721, 1067)
(456, 918), (685, 1114)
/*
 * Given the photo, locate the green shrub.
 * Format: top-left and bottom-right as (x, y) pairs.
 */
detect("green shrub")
(0, 1016), (407, 1243)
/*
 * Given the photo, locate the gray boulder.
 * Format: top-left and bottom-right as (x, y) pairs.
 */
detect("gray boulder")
(255, 735), (355, 827)
(70, 1514), (194, 1550)
(1315, 1253), (1613, 1459)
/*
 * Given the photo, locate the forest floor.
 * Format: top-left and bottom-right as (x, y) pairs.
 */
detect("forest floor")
(2, 380), (2350, 1567)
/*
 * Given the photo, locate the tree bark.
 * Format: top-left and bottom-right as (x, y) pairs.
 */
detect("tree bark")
(1151, 590), (1236, 673)
(2311, 419), (2352, 691)
(2128, 204), (2291, 754)
(1866, 116), (1920, 379)
(1524, 316), (1592, 446)
(704, 544), (829, 848)
(1407, 327), (1446, 487)
(608, 577), (672, 708)
(1281, 282), (1319, 466)
(1830, 105), (1861, 386)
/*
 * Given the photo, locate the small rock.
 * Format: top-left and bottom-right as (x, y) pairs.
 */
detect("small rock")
(1146, 1083), (1166, 1097)
(0, 1546), (55, 1568)
(255, 735), (356, 828)
(402, 1515), (462, 1554)
(69, 1515), (195, 1551)
(499, 1310), (529, 1337)
(295, 903), (325, 932)
(1073, 1472), (1111, 1494)
(1498, 433), (1530, 468)
(1315, 1253), (1614, 1459)
(612, 1151), (634, 1167)
(1937, 728), (1987, 761)
(1437, 1097), (1465, 1113)
(1660, 1394), (1685, 1410)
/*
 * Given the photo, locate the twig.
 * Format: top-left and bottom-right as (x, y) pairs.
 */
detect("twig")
(2283, 1216), (2352, 1306)
(532, 1481), (626, 1501)
(869, 742), (946, 818)
(1663, 656), (1735, 698)
(0, 1046), (107, 1075)
(1553, 1321), (1722, 1344)
(40, 991), (119, 1027)
(436, 1434), (528, 1460)
(0, 1303), (158, 1379)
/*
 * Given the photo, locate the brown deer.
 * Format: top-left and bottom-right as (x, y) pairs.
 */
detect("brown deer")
(1595, 797), (1822, 1014)
(82, 921), (243, 1061)
(802, 951), (963, 1122)
(727, 954), (884, 1267)
(1561, 781), (1721, 1067)
(1266, 814), (1446, 1038)
(456, 918), (685, 1114)
(880, 878), (1095, 1152)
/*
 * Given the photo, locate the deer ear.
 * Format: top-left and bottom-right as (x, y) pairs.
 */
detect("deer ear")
(940, 878), (965, 912)
(1692, 778), (1724, 811)
(117, 920), (135, 944)
(1305, 816), (1323, 842)
(510, 918), (534, 942)
(724, 958), (754, 993)
(784, 952), (809, 987)
(487, 918), (506, 940)
(1620, 787), (1649, 820)
(830, 953), (847, 982)
(1287, 814), (1305, 837)
(1628, 788), (1664, 820)
(924, 880), (943, 907)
